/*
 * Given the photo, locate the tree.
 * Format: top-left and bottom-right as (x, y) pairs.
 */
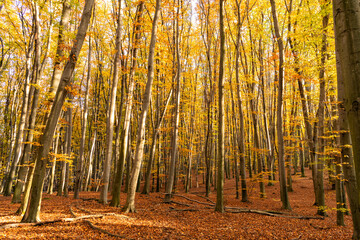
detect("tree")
(99, 0), (122, 205)
(122, 0), (161, 213)
(270, 0), (291, 210)
(333, 0), (360, 237)
(215, 0), (225, 213)
(110, 0), (145, 207)
(21, 0), (95, 223)
(164, 0), (182, 203)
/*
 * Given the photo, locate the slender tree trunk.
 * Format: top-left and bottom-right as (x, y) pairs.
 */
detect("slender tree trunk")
(123, 0), (161, 213)
(49, 0), (71, 97)
(215, 0), (225, 213)
(74, 34), (92, 199)
(143, 90), (172, 195)
(3, 25), (34, 196)
(314, 4), (329, 216)
(84, 132), (96, 191)
(99, 0), (122, 204)
(164, 0), (181, 202)
(63, 100), (73, 197)
(47, 132), (60, 194)
(12, 3), (43, 202)
(270, 0), (291, 210)
(110, 1), (144, 207)
(21, 0), (94, 223)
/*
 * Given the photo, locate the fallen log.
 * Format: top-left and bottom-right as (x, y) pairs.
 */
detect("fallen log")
(171, 194), (215, 207)
(83, 219), (130, 239)
(191, 193), (215, 204)
(226, 209), (325, 220)
(169, 207), (199, 212)
(170, 194), (324, 220)
(70, 202), (131, 239)
(169, 200), (192, 207)
(0, 214), (105, 229)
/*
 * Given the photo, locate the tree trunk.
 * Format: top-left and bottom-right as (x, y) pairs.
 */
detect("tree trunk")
(164, 0), (181, 202)
(3, 24), (34, 196)
(21, 0), (94, 223)
(122, 0), (161, 213)
(143, 90), (172, 195)
(47, 132), (60, 194)
(74, 33), (92, 199)
(99, 0), (122, 204)
(270, 0), (291, 210)
(314, 4), (329, 216)
(12, 3), (42, 202)
(333, 0), (360, 235)
(215, 0), (225, 213)
(49, 0), (71, 97)
(110, 1), (144, 207)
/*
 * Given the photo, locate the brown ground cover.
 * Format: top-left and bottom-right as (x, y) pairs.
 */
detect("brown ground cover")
(0, 170), (353, 239)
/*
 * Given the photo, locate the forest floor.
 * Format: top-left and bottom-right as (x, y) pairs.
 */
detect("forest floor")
(0, 169), (354, 239)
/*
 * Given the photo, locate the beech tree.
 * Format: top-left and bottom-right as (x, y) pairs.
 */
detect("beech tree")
(270, 0), (290, 210)
(333, 0), (360, 237)
(215, 0), (225, 213)
(0, 0), (359, 238)
(21, 0), (95, 223)
(123, 0), (161, 213)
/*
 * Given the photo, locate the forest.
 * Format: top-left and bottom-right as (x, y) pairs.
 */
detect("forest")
(0, 0), (360, 238)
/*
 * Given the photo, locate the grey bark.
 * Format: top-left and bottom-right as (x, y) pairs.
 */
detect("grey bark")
(110, 1), (144, 207)
(123, 0), (161, 213)
(270, 0), (291, 210)
(21, 0), (94, 223)
(215, 0), (225, 213)
(332, 0), (360, 236)
(99, 0), (122, 204)
(164, 0), (181, 203)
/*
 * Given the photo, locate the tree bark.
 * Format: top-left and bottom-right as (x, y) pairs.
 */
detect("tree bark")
(99, 0), (122, 204)
(215, 0), (225, 213)
(270, 0), (291, 210)
(333, 0), (360, 236)
(123, 0), (161, 213)
(164, 0), (181, 203)
(143, 90), (172, 195)
(21, 0), (94, 223)
(110, 1), (144, 207)
(74, 34), (92, 199)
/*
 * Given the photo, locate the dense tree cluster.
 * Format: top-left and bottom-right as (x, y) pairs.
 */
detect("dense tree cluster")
(0, 0), (360, 238)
